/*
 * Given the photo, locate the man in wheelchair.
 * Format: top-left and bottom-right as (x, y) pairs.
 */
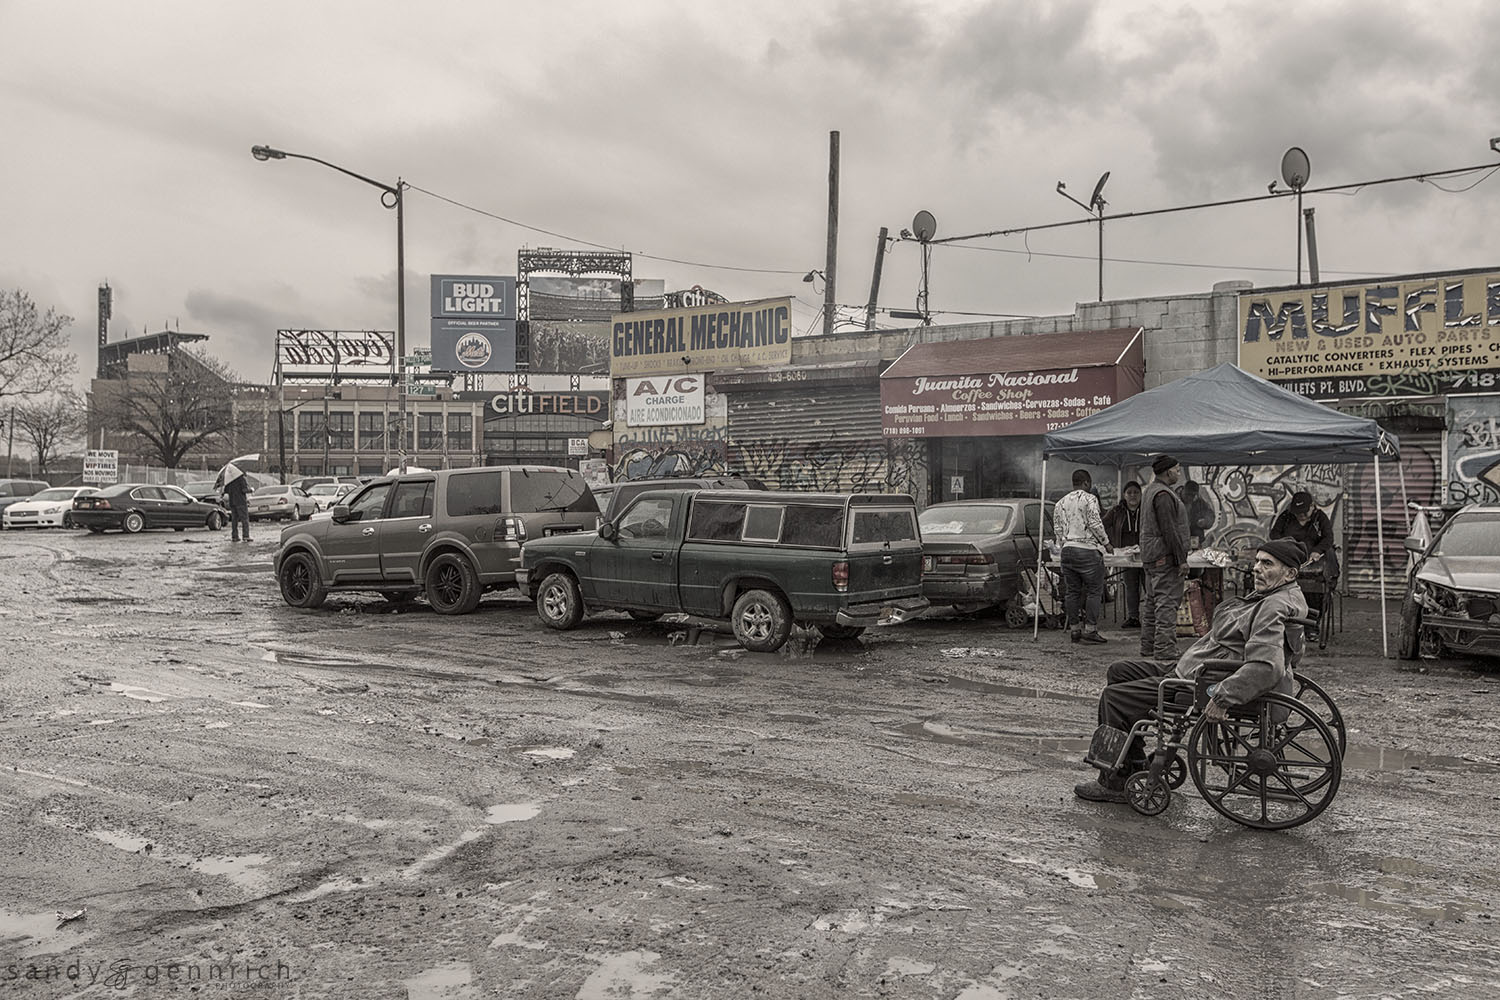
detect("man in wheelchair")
(1074, 537), (1309, 804)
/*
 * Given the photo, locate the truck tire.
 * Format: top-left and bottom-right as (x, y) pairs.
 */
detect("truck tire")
(278, 551), (327, 609)
(732, 589), (792, 652)
(816, 623), (865, 641)
(537, 572), (584, 630)
(426, 552), (482, 615)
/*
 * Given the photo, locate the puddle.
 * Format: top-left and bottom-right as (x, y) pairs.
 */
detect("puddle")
(1342, 745), (1500, 773)
(403, 960), (477, 1000)
(189, 854), (271, 893)
(88, 829), (152, 853)
(885, 957), (936, 976)
(1309, 881), (1479, 922)
(577, 950), (678, 999)
(940, 677), (1092, 702)
(486, 803), (541, 824)
(107, 683), (171, 703)
(0, 907), (94, 956)
(895, 720), (971, 746)
(521, 747), (575, 760)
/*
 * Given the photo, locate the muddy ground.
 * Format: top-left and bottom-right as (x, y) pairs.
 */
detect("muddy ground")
(0, 527), (1496, 999)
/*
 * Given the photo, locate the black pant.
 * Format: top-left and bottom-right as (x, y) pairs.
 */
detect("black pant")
(1097, 659), (1171, 767)
(1061, 547), (1105, 630)
(230, 498), (250, 539)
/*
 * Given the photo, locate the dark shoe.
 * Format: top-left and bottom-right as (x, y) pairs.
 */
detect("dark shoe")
(1122, 617), (1141, 628)
(1080, 630), (1107, 644)
(1074, 777), (1129, 803)
(1070, 629), (1082, 643)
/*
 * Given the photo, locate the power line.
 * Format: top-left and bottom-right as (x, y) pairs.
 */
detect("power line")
(406, 183), (804, 276)
(941, 240), (1376, 277)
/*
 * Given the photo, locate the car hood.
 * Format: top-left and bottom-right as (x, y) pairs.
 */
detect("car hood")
(521, 529), (600, 560)
(1416, 554), (1500, 594)
(5, 499), (63, 513)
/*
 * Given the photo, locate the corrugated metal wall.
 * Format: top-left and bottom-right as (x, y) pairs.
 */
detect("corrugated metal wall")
(1341, 427), (1443, 596)
(725, 384), (900, 494)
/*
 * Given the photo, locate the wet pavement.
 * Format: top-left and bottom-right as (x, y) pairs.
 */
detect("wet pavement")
(0, 528), (1497, 998)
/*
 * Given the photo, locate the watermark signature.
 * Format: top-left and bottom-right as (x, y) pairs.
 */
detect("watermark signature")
(4, 958), (292, 991)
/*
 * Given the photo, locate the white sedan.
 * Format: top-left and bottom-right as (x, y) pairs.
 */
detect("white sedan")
(3, 486), (98, 529)
(306, 482), (355, 511)
(248, 485), (319, 522)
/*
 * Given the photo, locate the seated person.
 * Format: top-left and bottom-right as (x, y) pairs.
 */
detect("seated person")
(1270, 490), (1339, 637)
(1073, 537), (1309, 804)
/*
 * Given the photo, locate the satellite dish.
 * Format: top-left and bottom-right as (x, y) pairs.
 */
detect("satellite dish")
(1089, 171), (1111, 210)
(911, 210), (937, 242)
(1280, 147), (1311, 191)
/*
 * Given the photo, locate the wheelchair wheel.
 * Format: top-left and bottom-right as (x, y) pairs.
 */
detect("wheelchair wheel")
(1186, 692), (1342, 831)
(1292, 674), (1347, 758)
(1149, 751), (1187, 789)
(1125, 771), (1171, 816)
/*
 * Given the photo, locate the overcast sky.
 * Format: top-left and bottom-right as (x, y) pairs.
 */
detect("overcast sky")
(4, 0), (1498, 391)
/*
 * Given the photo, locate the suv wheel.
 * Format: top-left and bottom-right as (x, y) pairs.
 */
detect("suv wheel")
(732, 589), (792, 652)
(278, 552), (327, 609)
(426, 552), (481, 615)
(816, 623), (865, 641)
(537, 572), (584, 630)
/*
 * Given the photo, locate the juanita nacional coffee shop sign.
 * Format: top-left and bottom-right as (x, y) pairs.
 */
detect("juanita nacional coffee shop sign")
(878, 328), (1146, 437)
(1238, 268), (1500, 400)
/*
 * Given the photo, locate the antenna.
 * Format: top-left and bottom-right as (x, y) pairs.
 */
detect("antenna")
(1088, 171), (1110, 210)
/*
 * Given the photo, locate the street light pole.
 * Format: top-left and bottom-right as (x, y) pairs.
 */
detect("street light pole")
(251, 144), (409, 474)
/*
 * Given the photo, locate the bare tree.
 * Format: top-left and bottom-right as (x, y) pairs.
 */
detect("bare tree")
(0, 289), (77, 401)
(93, 349), (246, 468)
(14, 391), (86, 474)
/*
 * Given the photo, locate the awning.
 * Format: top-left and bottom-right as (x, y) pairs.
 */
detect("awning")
(878, 327), (1145, 438)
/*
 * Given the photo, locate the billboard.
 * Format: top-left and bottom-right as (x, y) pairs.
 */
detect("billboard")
(429, 276), (518, 374)
(610, 297), (793, 377)
(625, 374), (705, 426)
(276, 329), (395, 382)
(1238, 269), (1500, 399)
(530, 277), (665, 320)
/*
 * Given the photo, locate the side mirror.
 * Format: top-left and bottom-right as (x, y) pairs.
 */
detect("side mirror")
(598, 522), (618, 541)
(330, 504), (352, 524)
(1402, 536), (1425, 553)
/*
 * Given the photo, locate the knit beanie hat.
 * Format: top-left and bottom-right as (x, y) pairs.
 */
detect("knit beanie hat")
(1258, 537), (1308, 570)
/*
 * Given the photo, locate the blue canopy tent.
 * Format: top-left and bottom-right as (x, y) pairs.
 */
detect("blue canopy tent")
(1035, 363), (1404, 655)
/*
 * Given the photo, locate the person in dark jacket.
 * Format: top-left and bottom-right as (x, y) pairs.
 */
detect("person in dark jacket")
(1270, 490), (1338, 636)
(1138, 455), (1191, 662)
(1103, 480), (1143, 628)
(224, 468), (252, 542)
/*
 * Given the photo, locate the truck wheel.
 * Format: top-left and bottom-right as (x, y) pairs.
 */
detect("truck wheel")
(278, 552), (327, 609)
(816, 623), (865, 641)
(426, 552), (482, 615)
(537, 572), (584, 630)
(732, 589), (792, 652)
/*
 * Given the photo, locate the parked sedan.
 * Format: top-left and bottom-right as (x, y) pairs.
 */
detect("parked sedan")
(917, 499), (1052, 624)
(2, 486), (98, 529)
(71, 483), (229, 533)
(249, 485), (318, 522)
(1398, 503), (1500, 660)
(306, 482), (355, 511)
(182, 480), (225, 505)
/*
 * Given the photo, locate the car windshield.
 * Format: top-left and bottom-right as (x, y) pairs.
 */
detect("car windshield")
(918, 505), (1014, 535)
(1432, 511), (1500, 556)
(32, 488), (76, 502)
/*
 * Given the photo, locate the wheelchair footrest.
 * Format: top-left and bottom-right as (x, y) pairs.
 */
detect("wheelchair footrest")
(1084, 724), (1131, 771)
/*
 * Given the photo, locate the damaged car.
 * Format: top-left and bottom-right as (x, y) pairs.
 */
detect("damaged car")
(1398, 504), (1500, 660)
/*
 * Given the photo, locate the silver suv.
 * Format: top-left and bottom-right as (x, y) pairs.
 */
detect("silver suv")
(274, 465), (599, 614)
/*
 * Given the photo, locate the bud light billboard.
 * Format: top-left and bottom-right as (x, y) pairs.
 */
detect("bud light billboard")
(430, 275), (518, 373)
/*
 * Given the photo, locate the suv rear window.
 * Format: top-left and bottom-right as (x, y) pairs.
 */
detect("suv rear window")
(447, 471), (505, 516)
(850, 507), (920, 545)
(509, 470), (597, 514)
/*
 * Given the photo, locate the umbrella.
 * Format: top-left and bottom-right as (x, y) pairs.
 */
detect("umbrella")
(213, 462), (244, 491)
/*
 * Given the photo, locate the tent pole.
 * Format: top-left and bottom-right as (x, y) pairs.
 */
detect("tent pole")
(1374, 455), (1389, 658)
(1034, 457), (1047, 640)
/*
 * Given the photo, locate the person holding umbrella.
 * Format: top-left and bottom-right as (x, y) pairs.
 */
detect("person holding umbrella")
(217, 461), (253, 542)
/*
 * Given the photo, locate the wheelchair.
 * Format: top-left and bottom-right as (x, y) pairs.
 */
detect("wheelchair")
(1083, 621), (1345, 831)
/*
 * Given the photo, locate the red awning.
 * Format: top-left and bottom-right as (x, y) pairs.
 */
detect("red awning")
(878, 327), (1145, 438)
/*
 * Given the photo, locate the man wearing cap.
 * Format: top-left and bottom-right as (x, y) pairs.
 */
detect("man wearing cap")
(1271, 490), (1339, 638)
(1074, 537), (1310, 803)
(1138, 455), (1191, 662)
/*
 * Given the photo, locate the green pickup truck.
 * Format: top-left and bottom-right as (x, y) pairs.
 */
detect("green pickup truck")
(516, 489), (929, 651)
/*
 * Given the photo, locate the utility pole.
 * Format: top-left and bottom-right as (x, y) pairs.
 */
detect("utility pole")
(823, 131), (839, 336)
(5, 406), (13, 477)
(1303, 207), (1320, 284)
(864, 227), (888, 330)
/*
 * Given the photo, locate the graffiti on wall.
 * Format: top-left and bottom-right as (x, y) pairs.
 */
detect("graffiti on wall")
(1447, 396), (1500, 505)
(731, 438), (926, 496)
(1190, 464), (1345, 559)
